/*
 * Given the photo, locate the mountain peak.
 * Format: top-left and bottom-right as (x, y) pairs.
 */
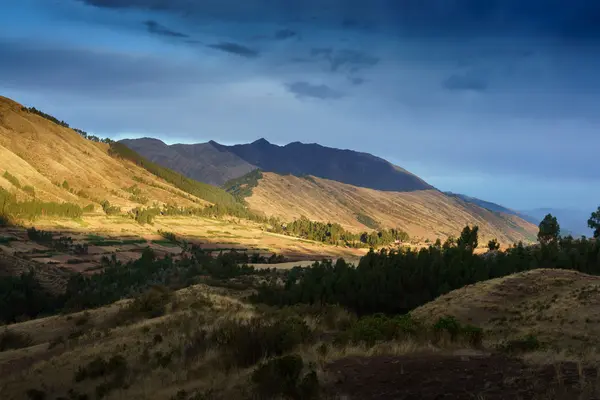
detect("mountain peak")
(252, 138), (271, 146)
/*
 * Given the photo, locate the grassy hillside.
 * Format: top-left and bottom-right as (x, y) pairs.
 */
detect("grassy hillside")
(4, 239), (600, 399)
(0, 96), (205, 213)
(246, 172), (538, 244)
(412, 269), (600, 351)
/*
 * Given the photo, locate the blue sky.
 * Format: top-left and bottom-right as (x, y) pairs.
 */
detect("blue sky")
(1, 0), (599, 212)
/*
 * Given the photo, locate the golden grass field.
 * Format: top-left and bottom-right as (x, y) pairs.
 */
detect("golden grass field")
(246, 172), (538, 245)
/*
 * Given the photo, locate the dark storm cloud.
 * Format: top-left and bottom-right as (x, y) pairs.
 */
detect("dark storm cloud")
(207, 42), (260, 58)
(286, 81), (343, 100)
(144, 20), (188, 38)
(0, 40), (196, 97)
(77, 0), (600, 41)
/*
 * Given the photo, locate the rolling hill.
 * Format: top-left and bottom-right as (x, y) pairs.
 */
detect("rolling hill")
(412, 268), (600, 350)
(243, 172), (538, 244)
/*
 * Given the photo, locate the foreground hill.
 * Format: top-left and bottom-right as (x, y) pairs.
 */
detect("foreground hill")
(413, 269), (600, 350)
(245, 172), (538, 244)
(121, 137), (433, 191)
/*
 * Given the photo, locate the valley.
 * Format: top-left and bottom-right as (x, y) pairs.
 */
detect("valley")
(1, 94), (600, 400)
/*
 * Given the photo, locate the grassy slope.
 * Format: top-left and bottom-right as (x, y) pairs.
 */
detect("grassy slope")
(246, 172), (538, 244)
(412, 269), (600, 350)
(0, 96), (204, 210)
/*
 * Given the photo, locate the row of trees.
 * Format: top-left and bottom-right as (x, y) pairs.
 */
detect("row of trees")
(22, 106), (111, 144)
(0, 187), (83, 221)
(269, 217), (409, 248)
(254, 219), (600, 315)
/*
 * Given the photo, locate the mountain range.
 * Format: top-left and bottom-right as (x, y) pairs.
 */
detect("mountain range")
(120, 137), (433, 191)
(121, 137), (537, 243)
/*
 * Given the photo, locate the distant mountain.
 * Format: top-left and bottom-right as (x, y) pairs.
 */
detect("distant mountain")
(445, 192), (539, 226)
(122, 137), (434, 192)
(520, 208), (592, 237)
(120, 137), (539, 242)
(119, 138), (255, 186)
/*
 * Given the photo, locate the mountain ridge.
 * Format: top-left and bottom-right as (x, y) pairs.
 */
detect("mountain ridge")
(120, 137), (434, 192)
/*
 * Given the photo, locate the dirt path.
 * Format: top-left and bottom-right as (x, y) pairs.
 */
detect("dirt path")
(327, 353), (600, 399)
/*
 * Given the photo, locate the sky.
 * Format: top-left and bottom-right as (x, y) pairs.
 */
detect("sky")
(1, 0), (599, 212)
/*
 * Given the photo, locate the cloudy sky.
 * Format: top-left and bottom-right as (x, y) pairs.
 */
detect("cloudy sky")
(1, 0), (599, 212)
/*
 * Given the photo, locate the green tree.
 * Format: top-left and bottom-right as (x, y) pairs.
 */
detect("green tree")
(457, 225), (479, 251)
(538, 214), (560, 245)
(487, 239), (500, 251)
(588, 207), (600, 239)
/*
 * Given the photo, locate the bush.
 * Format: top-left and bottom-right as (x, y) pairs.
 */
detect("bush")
(23, 185), (35, 196)
(349, 314), (421, 346)
(83, 204), (94, 212)
(100, 200), (120, 215)
(3, 171), (21, 188)
(433, 316), (462, 340)
(211, 316), (312, 367)
(0, 329), (33, 352)
(114, 286), (173, 324)
(251, 355), (304, 398)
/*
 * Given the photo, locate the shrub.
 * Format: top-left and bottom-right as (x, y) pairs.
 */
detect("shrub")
(211, 316), (312, 367)
(349, 314), (421, 346)
(251, 355), (304, 398)
(23, 185), (35, 196)
(83, 204), (94, 212)
(100, 200), (120, 215)
(0, 329), (33, 352)
(433, 316), (462, 340)
(62, 180), (70, 190)
(114, 286), (173, 324)
(3, 171), (21, 188)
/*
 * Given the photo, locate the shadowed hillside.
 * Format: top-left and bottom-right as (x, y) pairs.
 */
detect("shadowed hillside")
(121, 137), (433, 192)
(120, 138), (255, 186)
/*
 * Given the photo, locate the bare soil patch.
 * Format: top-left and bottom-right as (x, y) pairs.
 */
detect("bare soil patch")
(327, 353), (600, 399)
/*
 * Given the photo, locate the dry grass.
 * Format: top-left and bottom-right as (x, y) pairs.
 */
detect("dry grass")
(0, 96), (203, 210)
(247, 172), (538, 244)
(412, 269), (600, 352)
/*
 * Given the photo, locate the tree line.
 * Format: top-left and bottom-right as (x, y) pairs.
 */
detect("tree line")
(0, 186), (83, 221)
(269, 216), (409, 248)
(254, 211), (600, 315)
(22, 106), (112, 144)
